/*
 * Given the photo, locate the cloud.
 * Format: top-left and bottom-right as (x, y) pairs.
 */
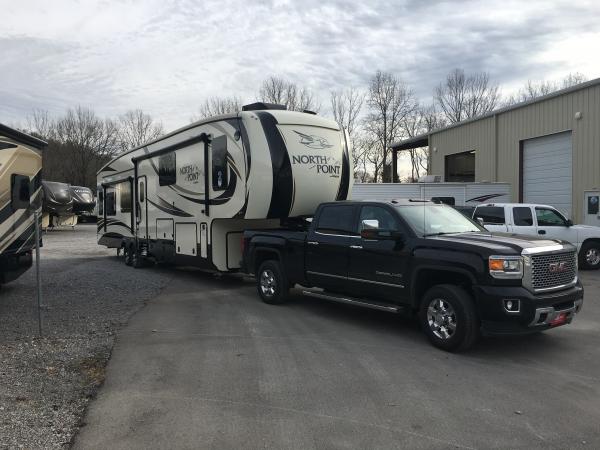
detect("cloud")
(1, 0), (599, 130)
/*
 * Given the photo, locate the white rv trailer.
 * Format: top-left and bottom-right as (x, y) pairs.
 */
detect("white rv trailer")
(0, 124), (46, 285)
(97, 103), (352, 271)
(351, 182), (511, 207)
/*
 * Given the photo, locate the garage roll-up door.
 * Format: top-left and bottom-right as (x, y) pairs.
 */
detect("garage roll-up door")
(523, 131), (572, 218)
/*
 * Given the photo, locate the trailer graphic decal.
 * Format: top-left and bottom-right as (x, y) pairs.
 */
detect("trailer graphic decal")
(294, 130), (333, 149)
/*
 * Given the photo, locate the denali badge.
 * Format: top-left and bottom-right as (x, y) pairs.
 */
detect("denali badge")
(548, 261), (568, 273)
(294, 130), (333, 149)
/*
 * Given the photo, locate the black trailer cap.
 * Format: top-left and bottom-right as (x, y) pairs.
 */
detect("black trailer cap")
(242, 102), (287, 111)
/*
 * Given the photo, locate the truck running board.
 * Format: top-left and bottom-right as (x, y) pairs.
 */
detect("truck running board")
(301, 289), (402, 313)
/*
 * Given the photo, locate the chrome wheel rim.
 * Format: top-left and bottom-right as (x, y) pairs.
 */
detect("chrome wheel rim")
(427, 298), (457, 340)
(260, 269), (277, 297)
(585, 248), (600, 266)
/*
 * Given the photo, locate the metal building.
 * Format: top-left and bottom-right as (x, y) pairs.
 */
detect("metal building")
(391, 78), (600, 224)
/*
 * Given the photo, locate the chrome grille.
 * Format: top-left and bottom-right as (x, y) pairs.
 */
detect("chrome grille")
(531, 251), (577, 291)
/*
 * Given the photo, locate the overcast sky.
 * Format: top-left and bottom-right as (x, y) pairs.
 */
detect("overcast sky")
(1, 0), (599, 132)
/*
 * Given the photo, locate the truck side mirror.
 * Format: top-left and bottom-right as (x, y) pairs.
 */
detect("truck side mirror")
(566, 219), (573, 227)
(476, 217), (484, 226)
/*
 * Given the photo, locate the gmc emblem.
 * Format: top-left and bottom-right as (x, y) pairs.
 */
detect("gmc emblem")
(548, 262), (567, 273)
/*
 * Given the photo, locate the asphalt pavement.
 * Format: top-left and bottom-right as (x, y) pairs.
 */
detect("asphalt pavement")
(73, 261), (600, 449)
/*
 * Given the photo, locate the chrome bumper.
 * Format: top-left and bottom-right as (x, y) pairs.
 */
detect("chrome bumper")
(529, 299), (583, 327)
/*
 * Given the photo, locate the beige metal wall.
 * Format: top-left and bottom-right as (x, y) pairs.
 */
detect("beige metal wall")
(429, 83), (600, 221)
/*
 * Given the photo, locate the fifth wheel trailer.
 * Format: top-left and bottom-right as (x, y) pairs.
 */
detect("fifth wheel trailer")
(97, 103), (352, 271)
(0, 124), (46, 285)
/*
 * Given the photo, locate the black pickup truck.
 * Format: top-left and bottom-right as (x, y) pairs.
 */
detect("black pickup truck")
(241, 200), (584, 351)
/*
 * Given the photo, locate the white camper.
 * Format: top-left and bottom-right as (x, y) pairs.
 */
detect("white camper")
(351, 182), (511, 207)
(0, 124), (46, 285)
(97, 103), (352, 271)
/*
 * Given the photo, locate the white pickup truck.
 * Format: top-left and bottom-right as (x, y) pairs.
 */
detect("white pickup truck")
(473, 203), (600, 269)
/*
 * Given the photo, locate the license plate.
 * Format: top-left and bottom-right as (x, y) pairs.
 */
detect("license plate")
(550, 312), (568, 327)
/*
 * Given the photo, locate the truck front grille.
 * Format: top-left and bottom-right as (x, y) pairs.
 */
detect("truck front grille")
(530, 251), (577, 291)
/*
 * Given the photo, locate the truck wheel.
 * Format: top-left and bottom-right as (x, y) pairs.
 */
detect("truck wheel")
(579, 242), (600, 270)
(124, 245), (133, 266)
(256, 260), (289, 305)
(419, 284), (480, 352)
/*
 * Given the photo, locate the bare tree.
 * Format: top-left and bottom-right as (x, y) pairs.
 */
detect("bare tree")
(330, 87), (365, 179)
(435, 69), (500, 124)
(363, 71), (417, 182)
(505, 72), (588, 104)
(118, 109), (163, 151)
(26, 109), (55, 139)
(54, 106), (121, 187)
(258, 76), (321, 112)
(191, 96), (242, 121)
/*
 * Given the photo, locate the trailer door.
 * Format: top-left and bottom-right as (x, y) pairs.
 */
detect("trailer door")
(137, 176), (148, 239)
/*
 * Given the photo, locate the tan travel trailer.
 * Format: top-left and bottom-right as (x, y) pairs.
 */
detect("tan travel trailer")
(97, 103), (352, 271)
(0, 124), (46, 285)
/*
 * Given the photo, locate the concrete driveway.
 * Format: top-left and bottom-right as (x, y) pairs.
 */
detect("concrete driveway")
(74, 269), (600, 449)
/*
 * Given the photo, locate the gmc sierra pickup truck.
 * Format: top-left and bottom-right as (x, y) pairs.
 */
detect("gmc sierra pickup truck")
(242, 200), (584, 351)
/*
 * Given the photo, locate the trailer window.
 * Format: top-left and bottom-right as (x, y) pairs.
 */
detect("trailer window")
(98, 190), (104, 215)
(159, 153), (176, 186)
(105, 192), (116, 216)
(119, 181), (132, 213)
(11, 174), (30, 210)
(212, 135), (229, 191)
(513, 207), (533, 226)
(474, 206), (505, 225)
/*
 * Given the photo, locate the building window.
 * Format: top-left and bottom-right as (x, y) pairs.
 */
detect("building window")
(212, 135), (229, 191)
(445, 150), (475, 182)
(159, 153), (176, 186)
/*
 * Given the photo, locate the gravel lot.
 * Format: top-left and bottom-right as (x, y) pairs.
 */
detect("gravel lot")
(0, 225), (172, 449)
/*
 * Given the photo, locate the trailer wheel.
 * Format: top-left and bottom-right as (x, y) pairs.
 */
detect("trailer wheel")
(124, 245), (133, 266)
(419, 284), (480, 352)
(132, 248), (144, 269)
(256, 260), (289, 305)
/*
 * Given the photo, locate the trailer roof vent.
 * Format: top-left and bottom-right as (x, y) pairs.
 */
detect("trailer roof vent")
(242, 102), (287, 111)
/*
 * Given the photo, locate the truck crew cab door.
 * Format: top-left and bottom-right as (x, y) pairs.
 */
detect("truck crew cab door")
(306, 204), (358, 293)
(534, 207), (578, 244)
(348, 205), (409, 303)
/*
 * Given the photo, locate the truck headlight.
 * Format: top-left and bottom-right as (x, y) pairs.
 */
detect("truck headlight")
(489, 256), (523, 279)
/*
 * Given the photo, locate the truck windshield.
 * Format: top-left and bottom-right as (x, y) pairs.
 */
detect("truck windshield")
(396, 204), (485, 237)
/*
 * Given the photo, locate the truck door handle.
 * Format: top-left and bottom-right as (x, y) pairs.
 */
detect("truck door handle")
(538, 230), (546, 235)
(349, 245), (363, 249)
(308, 241), (319, 245)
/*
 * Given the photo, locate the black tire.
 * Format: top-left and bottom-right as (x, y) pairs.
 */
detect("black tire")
(419, 284), (480, 352)
(132, 248), (143, 268)
(256, 260), (289, 305)
(124, 245), (133, 266)
(579, 241), (600, 270)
